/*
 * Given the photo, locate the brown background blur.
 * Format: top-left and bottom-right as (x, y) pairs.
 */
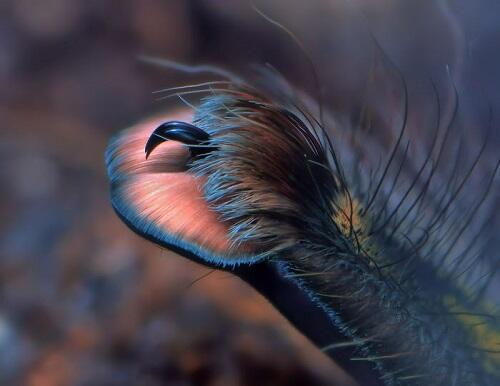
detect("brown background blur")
(1, 1), (499, 385)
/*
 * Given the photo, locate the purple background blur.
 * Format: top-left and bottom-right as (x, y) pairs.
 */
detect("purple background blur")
(0, 1), (499, 385)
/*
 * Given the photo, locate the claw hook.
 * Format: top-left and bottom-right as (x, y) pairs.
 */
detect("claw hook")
(145, 121), (214, 159)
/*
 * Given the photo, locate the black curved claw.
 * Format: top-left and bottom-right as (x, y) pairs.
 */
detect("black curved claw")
(145, 121), (214, 159)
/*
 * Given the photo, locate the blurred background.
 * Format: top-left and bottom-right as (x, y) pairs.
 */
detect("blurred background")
(0, 1), (499, 385)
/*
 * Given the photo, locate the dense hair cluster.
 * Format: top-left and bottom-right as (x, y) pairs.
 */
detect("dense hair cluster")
(189, 89), (343, 256)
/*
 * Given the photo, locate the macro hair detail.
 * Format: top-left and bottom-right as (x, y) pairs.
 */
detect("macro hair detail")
(106, 66), (500, 385)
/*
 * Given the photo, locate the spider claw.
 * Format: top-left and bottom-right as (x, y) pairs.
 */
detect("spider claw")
(145, 121), (212, 159)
